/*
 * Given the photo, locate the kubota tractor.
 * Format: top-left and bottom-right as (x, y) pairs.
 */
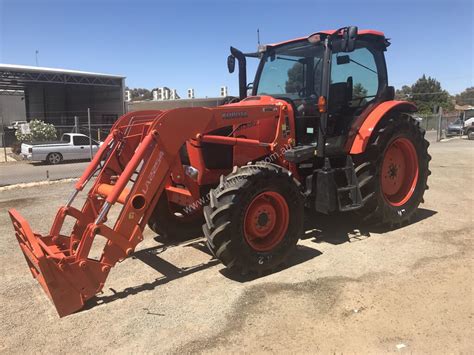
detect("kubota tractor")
(9, 26), (430, 317)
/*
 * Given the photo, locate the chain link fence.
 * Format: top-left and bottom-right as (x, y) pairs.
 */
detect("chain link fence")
(0, 109), (114, 186)
(415, 112), (463, 141)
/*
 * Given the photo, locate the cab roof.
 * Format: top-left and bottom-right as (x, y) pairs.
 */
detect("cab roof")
(269, 29), (385, 47)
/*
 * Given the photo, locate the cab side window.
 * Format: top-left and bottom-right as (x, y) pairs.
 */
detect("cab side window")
(331, 46), (379, 108)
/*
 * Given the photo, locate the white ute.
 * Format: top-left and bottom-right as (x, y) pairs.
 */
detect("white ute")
(21, 133), (101, 164)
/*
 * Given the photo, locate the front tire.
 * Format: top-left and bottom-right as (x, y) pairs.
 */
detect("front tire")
(353, 114), (431, 227)
(203, 163), (304, 274)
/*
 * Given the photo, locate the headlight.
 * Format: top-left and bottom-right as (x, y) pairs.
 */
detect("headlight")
(184, 165), (199, 180)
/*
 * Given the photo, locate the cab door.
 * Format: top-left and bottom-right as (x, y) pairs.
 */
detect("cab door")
(326, 39), (386, 154)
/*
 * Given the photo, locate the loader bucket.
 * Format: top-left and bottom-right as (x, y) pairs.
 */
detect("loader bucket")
(9, 208), (115, 317)
(9, 209), (86, 316)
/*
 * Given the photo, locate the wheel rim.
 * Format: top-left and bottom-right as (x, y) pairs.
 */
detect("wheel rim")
(381, 137), (419, 206)
(50, 153), (60, 164)
(243, 191), (289, 252)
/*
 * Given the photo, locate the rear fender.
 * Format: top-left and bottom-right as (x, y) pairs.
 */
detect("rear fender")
(349, 100), (417, 154)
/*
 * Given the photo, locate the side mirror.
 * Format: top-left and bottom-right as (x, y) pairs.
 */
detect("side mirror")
(341, 26), (358, 52)
(227, 55), (235, 73)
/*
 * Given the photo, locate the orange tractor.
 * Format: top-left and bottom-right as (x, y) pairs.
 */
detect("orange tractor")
(9, 27), (430, 317)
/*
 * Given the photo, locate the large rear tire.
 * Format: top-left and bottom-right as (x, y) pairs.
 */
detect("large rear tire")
(203, 163), (304, 274)
(353, 114), (431, 227)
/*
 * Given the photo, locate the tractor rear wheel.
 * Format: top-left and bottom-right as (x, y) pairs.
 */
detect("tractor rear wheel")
(147, 195), (203, 242)
(203, 163), (304, 274)
(353, 114), (431, 227)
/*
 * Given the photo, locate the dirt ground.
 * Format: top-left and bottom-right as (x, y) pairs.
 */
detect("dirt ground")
(0, 138), (472, 353)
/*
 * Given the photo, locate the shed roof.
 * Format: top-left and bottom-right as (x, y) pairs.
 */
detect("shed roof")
(0, 63), (124, 79)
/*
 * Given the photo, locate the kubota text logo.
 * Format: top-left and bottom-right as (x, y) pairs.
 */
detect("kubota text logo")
(222, 111), (248, 119)
(142, 151), (164, 194)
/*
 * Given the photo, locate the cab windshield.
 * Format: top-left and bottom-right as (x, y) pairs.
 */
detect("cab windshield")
(256, 40), (324, 99)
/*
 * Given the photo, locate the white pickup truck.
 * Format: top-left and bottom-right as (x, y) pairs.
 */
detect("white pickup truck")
(21, 133), (101, 164)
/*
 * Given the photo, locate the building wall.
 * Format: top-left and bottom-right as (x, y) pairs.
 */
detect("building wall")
(127, 97), (225, 111)
(0, 94), (27, 126)
(25, 83), (123, 126)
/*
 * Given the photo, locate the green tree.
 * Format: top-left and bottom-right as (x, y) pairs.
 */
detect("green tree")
(455, 87), (474, 106)
(353, 83), (368, 98)
(395, 85), (412, 100)
(410, 75), (454, 114)
(285, 63), (304, 93)
(125, 87), (153, 101)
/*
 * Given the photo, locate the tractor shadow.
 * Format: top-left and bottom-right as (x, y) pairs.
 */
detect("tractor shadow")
(83, 208), (436, 311)
(83, 239), (219, 311)
(303, 207), (438, 245)
(224, 207), (437, 283)
(220, 245), (322, 282)
(83, 238), (322, 311)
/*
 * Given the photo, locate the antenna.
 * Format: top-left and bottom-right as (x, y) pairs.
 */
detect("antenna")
(257, 28), (261, 46)
(35, 50), (39, 66)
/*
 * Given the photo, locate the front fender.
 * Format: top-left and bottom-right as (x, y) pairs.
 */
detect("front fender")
(349, 100), (417, 154)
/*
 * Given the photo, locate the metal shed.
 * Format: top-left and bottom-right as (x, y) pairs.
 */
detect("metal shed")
(0, 64), (125, 127)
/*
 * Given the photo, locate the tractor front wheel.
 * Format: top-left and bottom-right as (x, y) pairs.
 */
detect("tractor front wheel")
(353, 114), (431, 227)
(203, 163), (304, 274)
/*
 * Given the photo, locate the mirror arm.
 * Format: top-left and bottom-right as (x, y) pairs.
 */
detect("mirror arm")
(230, 46), (248, 100)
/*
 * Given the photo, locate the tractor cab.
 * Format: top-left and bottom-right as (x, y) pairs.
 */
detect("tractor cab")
(229, 27), (393, 155)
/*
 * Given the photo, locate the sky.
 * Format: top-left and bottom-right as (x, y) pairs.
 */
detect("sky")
(0, 0), (472, 98)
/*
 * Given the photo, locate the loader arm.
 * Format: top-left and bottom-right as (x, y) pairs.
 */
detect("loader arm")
(9, 100), (291, 317)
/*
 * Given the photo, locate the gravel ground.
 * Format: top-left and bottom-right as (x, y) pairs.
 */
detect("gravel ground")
(0, 137), (472, 353)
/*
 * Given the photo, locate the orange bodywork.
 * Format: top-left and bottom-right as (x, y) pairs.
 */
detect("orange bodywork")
(9, 96), (297, 317)
(349, 100), (417, 154)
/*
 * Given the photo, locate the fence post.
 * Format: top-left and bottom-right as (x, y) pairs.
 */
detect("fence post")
(437, 107), (443, 142)
(87, 108), (93, 161)
(74, 116), (80, 133)
(1, 116), (7, 163)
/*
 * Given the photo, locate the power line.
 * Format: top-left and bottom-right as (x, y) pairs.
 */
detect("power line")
(397, 91), (450, 96)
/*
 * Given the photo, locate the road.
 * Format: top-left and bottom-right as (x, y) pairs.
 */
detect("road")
(0, 160), (89, 186)
(0, 138), (472, 353)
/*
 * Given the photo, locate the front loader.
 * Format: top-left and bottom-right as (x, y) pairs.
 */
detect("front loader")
(9, 26), (430, 317)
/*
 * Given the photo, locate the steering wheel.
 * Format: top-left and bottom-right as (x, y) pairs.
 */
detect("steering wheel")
(273, 96), (298, 113)
(222, 96), (240, 105)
